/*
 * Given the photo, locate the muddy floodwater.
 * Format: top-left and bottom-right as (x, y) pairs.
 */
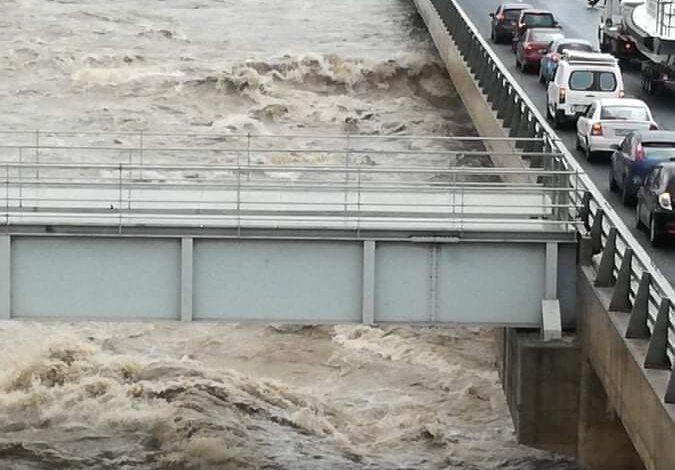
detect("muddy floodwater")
(0, 0), (581, 468)
(0, 323), (580, 469)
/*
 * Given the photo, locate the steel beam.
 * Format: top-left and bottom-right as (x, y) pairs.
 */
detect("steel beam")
(0, 235), (9, 319)
(181, 237), (193, 322)
(362, 240), (376, 325)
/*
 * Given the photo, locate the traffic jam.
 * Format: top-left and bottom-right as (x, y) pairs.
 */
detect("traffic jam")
(489, 1), (675, 246)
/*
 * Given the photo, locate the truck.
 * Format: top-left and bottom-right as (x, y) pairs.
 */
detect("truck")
(597, 0), (645, 61)
(598, 0), (675, 95)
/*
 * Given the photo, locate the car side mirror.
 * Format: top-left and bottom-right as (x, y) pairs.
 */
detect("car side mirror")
(489, 12), (494, 18)
(554, 21), (561, 28)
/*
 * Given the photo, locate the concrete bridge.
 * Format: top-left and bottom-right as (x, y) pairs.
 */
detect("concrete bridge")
(0, 0), (674, 469)
(412, 0), (675, 468)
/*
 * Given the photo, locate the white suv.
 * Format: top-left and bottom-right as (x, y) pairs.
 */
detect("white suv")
(546, 51), (624, 129)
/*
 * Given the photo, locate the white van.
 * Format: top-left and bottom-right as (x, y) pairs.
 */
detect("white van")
(546, 51), (624, 129)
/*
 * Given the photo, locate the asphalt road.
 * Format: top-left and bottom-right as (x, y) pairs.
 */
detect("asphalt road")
(453, 0), (675, 282)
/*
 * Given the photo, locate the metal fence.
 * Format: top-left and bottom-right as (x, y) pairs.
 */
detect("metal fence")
(427, 0), (675, 403)
(0, 133), (575, 233)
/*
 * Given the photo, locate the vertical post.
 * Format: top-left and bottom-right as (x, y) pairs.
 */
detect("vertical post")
(545, 242), (558, 300)
(118, 163), (123, 233)
(0, 235), (10, 319)
(181, 237), (194, 322)
(595, 227), (617, 287)
(139, 130), (144, 180)
(429, 245), (440, 323)
(35, 129), (40, 182)
(344, 136), (350, 216)
(361, 240), (375, 325)
(18, 148), (22, 209)
(246, 132), (251, 182)
(644, 299), (672, 369)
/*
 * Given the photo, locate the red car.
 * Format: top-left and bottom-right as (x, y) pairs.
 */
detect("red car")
(515, 28), (564, 73)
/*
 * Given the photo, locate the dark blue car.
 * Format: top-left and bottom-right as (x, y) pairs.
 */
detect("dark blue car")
(609, 131), (675, 205)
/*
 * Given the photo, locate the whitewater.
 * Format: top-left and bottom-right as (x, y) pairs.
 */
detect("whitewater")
(0, 0), (580, 468)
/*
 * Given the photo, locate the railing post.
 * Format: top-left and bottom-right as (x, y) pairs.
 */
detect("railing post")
(362, 240), (376, 325)
(590, 209), (604, 254)
(117, 163), (123, 232)
(644, 299), (672, 369)
(579, 191), (592, 230)
(595, 227), (617, 287)
(508, 99), (521, 137)
(626, 273), (652, 339)
(181, 237), (194, 322)
(609, 248), (633, 312)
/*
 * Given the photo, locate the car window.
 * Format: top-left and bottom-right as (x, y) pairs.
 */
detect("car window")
(568, 71), (617, 92)
(644, 142), (675, 160)
(503, 9), (522, 20)
(529, 30), (563, 42)
(600, 106), (649, 121)
(557, 42), (593, 54)
(524, 14), (555, 27)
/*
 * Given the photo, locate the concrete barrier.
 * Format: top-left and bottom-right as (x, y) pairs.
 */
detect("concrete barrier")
(412, 0), (531, 184)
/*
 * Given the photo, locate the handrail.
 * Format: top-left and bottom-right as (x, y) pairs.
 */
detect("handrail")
(427, 0), (675, 403)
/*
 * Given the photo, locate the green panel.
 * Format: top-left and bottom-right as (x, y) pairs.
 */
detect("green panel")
(193, 240), (362, 321)
(12, 237), (180, 319)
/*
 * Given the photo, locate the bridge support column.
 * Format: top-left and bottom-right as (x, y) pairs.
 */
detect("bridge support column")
(577, 358), (646, 470)
(496, 328), (580, 456)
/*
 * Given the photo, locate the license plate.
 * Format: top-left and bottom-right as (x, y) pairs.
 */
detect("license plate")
(614, 129), (632, 136)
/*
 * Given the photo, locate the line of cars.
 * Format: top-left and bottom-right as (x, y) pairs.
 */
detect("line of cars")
(489, 3), (675, 246)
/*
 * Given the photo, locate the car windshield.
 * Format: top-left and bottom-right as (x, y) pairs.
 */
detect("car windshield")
(524, 14), (555, 27)
(569, 71), (617, 92)
(503, 9), (522, 20)
(644, 143), (675, 160)
(557, 43), (593, 53)
(529, 31), (563, 43)
(600, 106), (649, 121)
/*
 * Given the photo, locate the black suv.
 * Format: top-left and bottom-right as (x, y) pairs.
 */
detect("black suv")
(489, 3), (532, 44)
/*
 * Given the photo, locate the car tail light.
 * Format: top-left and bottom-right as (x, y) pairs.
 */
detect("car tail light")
(662, 73), (670, 81)
(624, 41), (632, 50)
(659, 192), (672, 210)
(619, 90), (625, 98)
(559, 87), (566, 104)
(635, 142), (646, 161)
(496, 13), (505, 21)
(650, 123), (659, 130)
(525, 43), (535, 51)
(591, 123), (603, 136)
(552, 54), (560, 62)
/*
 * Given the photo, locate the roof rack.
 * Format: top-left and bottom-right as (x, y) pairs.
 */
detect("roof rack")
(560, 50), (618, 66)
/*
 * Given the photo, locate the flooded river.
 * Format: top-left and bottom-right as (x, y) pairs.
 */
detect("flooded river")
(0, 0), (580, 468)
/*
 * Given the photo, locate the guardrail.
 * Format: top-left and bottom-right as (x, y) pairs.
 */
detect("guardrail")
(0, 135), (576, 234)
(427, 0), (675, 403)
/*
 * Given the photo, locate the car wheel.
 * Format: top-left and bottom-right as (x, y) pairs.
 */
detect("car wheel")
(538, 67), (545, 85)
(621, 177), (633, 205)
(650, 216), (663, 247)
(635, 200), (644, 229)
(553, 110), (563, 130)
(609, 168), (618, 192)
(585, 139), (595, 163)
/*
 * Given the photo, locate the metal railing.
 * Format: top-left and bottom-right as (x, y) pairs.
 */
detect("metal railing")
(0, 134), (576, 233)
(427, 0), (675, 403)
